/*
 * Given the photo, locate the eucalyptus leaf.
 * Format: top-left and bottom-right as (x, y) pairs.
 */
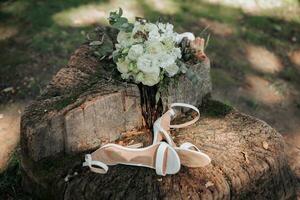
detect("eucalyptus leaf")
(108, 8), (133, 32)
(89, 41), (103, 46)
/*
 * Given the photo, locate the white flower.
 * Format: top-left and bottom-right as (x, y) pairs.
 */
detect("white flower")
(157, 23), (166, 32)
(137, 54), (160, 74)
(116, 59), (129, 74)
(156, 53), (176, 69)
(132, 21), (145, 34)
(170, 47), (182, 59)
(165, 63), (179, 77)
(142, 71), (160, 86)
(165, 23), (174, 33)
(144, 23), (158, 32)
(112, 18), (184, 86)
(127, 44), (143, 60)
(117, 31), (132, 47)
(148, 29), (161, 41)
(175, 32), (195, 43)
(145, 41), (164, 54)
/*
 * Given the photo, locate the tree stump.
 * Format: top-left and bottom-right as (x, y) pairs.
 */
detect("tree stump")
(20, 31), (296, 199)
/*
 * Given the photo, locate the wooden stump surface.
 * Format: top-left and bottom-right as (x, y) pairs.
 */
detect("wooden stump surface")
(20, 27), (296, 199)
(21, 100), (297, 199)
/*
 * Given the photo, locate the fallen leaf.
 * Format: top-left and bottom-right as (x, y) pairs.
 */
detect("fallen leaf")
(262, 141), (269, 150)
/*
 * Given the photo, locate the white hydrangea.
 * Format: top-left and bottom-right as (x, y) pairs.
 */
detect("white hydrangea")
(113, 20), (186, 86)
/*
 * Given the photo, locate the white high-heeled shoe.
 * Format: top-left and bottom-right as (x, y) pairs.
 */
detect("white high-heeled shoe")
(83, 141), (181, 176)
(153, 103), (211, 167)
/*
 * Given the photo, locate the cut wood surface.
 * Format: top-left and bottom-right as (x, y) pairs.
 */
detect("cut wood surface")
(21, 100), (297, 199)
(20, 27), (296, 199)
(21, 44), (144, 161)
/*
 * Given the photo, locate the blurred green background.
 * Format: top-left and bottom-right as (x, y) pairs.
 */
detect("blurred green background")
(0, 0), (300, 198)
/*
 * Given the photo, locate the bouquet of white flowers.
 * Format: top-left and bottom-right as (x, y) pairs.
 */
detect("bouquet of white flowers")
(108, 9), (197, 87)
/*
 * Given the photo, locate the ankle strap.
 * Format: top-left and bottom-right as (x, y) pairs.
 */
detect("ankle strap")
(169, 103), (200, 129)
(83, 154), (109, 174)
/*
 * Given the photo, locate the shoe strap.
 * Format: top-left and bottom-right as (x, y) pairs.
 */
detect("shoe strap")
(159, 125), (175, 146)
(180, 142), (200, 151)
(155, 142), (169, 176)
(83, 154), (109, 174)
(169, 103), (200, 129)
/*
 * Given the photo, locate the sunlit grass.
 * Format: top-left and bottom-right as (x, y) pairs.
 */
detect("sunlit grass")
(246, 44), (283, 74)
(202, 0), (300, 22)
(52, 0), (144, 27)
(143, 0), (180, 14)
(243, 74), (287, 105)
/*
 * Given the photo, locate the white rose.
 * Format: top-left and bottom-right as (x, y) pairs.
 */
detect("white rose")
(145, 41), (164, 54)
(116, 59), (129, 74)
(165, 23), (174, 33)
(117, 31), (132, 47)
(144, 23), (158, 32)
(156, 53), (176, 69)
(170, 47), (182, 59)
(137, 54), (160, 74)
(165, 63), (179, 77)
(128, 44), (144, 60)
(142, 71), (160, 86)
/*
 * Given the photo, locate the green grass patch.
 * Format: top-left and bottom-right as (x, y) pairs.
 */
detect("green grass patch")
(201, 99), (233, 117)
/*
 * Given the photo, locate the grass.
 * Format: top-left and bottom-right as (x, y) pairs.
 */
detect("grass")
(0, 0), (300, 198)
(0, 151), (31, 199)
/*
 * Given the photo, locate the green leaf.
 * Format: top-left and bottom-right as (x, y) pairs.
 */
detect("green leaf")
(89, 41), (103, 46)
(90, 34), (114, 58)
(108, 8), (133, 32)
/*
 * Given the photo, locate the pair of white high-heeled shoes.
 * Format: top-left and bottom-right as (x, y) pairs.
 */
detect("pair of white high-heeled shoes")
(83, 103), (211, 176)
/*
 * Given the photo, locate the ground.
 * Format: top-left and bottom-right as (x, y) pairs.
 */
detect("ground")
(0, 0), (300, 199)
